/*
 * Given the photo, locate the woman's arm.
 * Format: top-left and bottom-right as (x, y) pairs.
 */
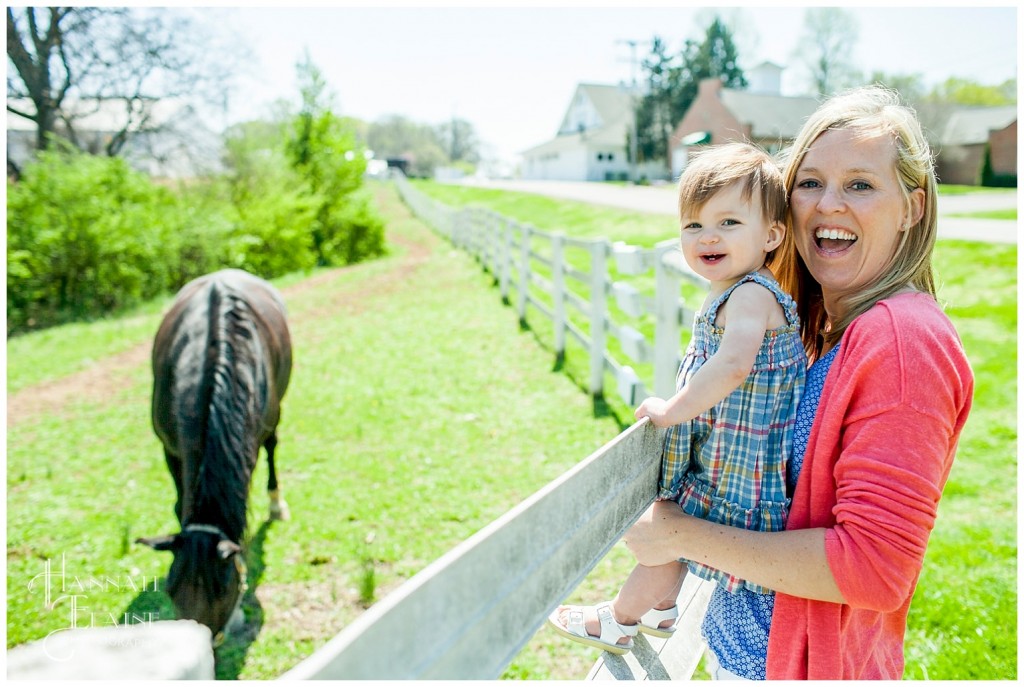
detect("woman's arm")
(624, 500), (847, 603)
(635, 282), (776, 427)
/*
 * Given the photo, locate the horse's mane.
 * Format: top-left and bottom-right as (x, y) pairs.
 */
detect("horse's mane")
(189, 280), (266, 543)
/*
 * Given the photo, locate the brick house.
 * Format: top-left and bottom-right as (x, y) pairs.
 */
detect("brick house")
(934, 106), (1017, 185)
(668, 65), (818, 179)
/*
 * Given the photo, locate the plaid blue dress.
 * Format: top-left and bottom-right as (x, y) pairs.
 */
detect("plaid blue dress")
(659, 270), (806, 594)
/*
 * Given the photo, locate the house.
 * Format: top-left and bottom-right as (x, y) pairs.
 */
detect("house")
(521, 83), (664, 182)
(6, 97), (223, 179)
(669, 67), (819, 179)
(934, 106), (1017, 185)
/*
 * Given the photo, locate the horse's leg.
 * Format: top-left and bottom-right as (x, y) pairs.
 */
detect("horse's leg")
(265, 432), (290, 521)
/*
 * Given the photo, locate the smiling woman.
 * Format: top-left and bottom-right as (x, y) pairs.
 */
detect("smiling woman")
(788, 128), (926, 322)
(622, 86), (974, 680)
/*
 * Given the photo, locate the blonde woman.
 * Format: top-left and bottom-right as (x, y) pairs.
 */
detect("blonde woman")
(623, 86), (973, 679)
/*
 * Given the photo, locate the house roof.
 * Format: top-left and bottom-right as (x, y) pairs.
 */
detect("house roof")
(523, 83), (633, 155)
(6, 97), (185, 132)
(940, 106), (1018, 145)
(718, 88), (819, 140)
(557, 83), (633, 134)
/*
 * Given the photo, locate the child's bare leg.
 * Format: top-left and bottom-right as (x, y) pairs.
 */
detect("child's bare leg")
(553, 561), (684, 645)
(612, 560), (685, 625)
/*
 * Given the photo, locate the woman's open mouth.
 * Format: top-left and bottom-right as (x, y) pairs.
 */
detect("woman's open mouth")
(815, 228), (857, 254)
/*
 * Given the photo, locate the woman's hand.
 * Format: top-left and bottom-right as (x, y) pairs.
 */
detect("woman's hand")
(623, 501), (689, 566)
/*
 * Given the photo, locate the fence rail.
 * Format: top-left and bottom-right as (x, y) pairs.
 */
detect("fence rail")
(394, 173), (708, 405)
(281, 177), (716, 680)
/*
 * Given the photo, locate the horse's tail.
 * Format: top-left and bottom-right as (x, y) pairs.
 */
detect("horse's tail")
(193, 279), (267, 541)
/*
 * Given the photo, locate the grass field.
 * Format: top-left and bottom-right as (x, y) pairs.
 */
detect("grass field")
(6, 180), (1016, 679)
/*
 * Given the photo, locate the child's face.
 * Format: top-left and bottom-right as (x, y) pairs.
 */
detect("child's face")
(679, 181), (784, 286)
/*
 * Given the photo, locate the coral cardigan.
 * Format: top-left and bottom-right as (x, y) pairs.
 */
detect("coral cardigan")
(766, 293), (974, 680)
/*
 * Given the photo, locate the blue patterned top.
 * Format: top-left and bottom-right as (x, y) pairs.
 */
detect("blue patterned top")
(701, 343), (841, 679)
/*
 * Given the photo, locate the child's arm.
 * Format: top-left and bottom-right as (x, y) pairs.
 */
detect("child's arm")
(635, 282), (778, 427)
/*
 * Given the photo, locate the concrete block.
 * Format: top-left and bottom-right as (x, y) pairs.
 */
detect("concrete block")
(6, 620), (214, 680)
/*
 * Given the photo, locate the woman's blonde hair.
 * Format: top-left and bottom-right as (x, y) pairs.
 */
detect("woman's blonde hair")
(770, 85), (938, 360)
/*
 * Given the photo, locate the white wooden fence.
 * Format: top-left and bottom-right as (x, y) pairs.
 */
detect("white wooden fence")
(393, 173), (708, 405)
(280, 177), (716, 679)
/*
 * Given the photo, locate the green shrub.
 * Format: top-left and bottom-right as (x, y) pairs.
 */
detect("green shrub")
(318, 187), (387, 265)
(980, 143), (1017, 188)
(227, 184), (321, 277)
(6, 146), (184, 333)
(286, 58), (386, 266)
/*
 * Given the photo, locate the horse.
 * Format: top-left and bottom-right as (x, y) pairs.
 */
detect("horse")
(137, 269), (292, 642)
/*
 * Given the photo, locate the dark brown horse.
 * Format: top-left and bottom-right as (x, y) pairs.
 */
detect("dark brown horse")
(138, 269), (292, 641)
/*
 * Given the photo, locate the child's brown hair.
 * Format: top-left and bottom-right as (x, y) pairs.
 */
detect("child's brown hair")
(677, 142), (786, 227)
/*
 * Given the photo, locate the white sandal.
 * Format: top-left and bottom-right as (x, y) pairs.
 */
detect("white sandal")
(547, 602), (638, 655)
(638, 605), (679, 638)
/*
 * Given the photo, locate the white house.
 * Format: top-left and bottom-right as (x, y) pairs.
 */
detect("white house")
(521, 83), (662, 182)
(7, 97), (223, 179)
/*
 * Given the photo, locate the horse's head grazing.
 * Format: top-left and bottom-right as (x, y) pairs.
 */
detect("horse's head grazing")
(137, 524), (247, 641)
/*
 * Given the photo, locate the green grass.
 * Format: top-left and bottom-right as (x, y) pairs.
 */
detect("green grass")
(412, 181), (1017, 680)
(949, 208), (1017, 220)
(6, 181), (1015, 679)
(937, 184), (1017, 195)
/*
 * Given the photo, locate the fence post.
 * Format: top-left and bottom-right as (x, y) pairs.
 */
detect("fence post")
(653, 243), (682, 399)
(500, 218), (513, 304)
(588, 241), (609, 397)
(551, 233), (566, 363)
(518, 224), (531, 325)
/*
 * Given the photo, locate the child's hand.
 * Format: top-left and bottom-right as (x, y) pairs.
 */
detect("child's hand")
(634, 397), (673, 427)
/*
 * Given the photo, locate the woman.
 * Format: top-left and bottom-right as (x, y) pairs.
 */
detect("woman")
(623, 85), (974, 679)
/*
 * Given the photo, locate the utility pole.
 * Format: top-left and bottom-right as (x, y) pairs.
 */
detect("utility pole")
(616, 39), (647, 184)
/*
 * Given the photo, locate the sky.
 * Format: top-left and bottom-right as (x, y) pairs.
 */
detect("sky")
(191, 3), (1019, 165)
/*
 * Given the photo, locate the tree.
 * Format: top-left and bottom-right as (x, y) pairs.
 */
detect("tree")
(435, 117), (480, 165)
(367, 115), (447, 177)
(634, 36), (675, 163)
(866, 71), (928, 105)
(7, 7), (239, 160)
(284, 55), (383, 266)
(793, 7), (860, 96)
(928, 77), (1017, 106)
(634, 17), (747, 163)
(6, 7), (91, 152)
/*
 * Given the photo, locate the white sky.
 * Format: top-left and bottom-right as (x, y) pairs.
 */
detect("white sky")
(193, 3), (1019, 163)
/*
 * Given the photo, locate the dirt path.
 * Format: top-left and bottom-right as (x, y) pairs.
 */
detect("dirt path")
(6, 186), (435, 430)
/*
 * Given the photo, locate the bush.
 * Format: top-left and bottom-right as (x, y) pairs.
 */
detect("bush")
(325, 188), (387, 265)
(980, 143), (1018, 188)
(227, 184), (321, 277)
(7, 146), (186, 333)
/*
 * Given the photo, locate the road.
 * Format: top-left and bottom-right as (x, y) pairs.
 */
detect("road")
(458, 179), (1018, 244)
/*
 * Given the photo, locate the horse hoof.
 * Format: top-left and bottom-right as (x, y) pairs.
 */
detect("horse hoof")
(270, 500), (290, 521)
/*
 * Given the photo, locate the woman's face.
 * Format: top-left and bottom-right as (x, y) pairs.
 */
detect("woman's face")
(789, 128), (924, 317)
